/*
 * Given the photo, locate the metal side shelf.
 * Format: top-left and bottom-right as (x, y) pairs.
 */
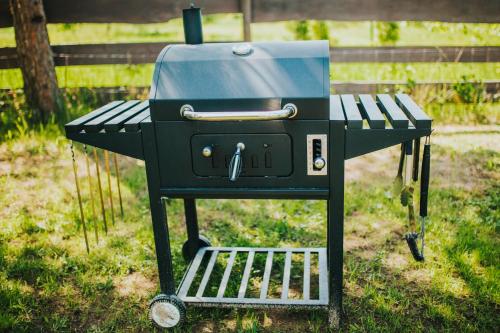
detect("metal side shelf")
(330, 93), (433, 159)
(64, 100), (150, 160)
(177, 247), (329, 309)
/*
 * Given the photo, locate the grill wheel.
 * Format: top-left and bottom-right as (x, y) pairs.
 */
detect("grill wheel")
(149, 294), (186, 329)
(182, 235), (211, 262)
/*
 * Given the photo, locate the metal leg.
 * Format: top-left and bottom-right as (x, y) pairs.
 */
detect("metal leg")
(184, 199), (200, 260)
(327, 119), (346, 329)
(142, 122), (176, 294)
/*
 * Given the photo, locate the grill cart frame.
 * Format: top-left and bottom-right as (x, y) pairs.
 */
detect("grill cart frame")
(65, 8), (431, 328)
(66, 92), (431, 329)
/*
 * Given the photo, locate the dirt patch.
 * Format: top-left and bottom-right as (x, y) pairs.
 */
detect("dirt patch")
(345, 127), (499, 191)
(114, 272), (156, 298)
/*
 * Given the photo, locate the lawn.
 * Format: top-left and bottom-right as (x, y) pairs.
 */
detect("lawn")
(0, 118), (498, 332)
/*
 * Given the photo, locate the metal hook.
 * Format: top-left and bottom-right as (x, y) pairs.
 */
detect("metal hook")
(70, 141), (90, 253)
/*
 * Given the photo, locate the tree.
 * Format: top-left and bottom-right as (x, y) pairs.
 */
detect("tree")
(9, 0), (61, 122)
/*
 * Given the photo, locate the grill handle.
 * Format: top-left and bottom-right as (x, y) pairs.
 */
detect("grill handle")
(180, 104), (297, 121)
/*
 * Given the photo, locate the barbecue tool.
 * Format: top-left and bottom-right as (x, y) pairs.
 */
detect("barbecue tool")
(94, 148), (108, 234)
(70, 142), (90, 253)
(104, 150), (116, 225)
(63, 6), (433, 329)
(113, 153), (124, 218)
(393, 143), (405, 197)
(404, 136), (431, 262)
(84, 145), (99, 243)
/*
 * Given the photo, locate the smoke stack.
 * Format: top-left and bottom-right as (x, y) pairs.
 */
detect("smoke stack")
(183, 6), (203, 45)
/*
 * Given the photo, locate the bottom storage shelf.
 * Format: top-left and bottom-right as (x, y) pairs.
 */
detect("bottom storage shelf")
(177, 247), (329, 309)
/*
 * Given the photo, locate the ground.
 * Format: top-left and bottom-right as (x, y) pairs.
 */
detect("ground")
(0, 125), (498, 332)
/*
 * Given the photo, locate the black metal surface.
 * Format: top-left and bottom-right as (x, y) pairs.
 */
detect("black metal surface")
(66, 130), (144, 160)
(191, 134), (292, 177)
(150, 98), (329, 121)
(104, 101), (149, 132)
(396, 94), (432, 129)
(65, 101), (125, 133)
(63, 40), (433, 329)
(156, 120), (330, 190)
(405, 232), (424, 261)
(358, 94), (385, 129)
(183, 198), (201, 261)
(83, 100), (141, 133)
(420, 143), (431, 217)
(376, 94), (409, 129)
(142, 121), (176, 294)
(183, 6), (203, 45)
(328, 104), (346, 326)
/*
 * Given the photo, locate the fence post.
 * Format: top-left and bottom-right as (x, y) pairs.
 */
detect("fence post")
(9, 0), (61, 122)
(241, 0), (252, 41)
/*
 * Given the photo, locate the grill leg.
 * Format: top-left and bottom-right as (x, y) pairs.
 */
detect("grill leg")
(184, 198), (200, 259)
(327, 118), (345, 329)
(142, 122), (176, 295)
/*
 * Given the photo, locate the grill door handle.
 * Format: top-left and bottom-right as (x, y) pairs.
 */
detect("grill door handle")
(180, 104), (297, 121)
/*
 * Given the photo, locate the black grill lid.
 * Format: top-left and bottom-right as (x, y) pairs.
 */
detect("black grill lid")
(149, 40), (330, 121)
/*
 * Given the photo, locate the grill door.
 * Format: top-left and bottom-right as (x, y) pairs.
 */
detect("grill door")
(191, 134), (292, 177)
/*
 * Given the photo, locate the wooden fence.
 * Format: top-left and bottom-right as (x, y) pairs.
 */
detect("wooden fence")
(0, 44), (498, 69)
(1, 0), (499, 26)
(1, 0), (498, 94)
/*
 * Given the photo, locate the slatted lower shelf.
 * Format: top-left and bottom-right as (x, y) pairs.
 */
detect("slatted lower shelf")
(177, 247), (328, 309)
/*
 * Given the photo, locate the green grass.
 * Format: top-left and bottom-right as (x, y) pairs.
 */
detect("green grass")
(0, 120), (498, 332)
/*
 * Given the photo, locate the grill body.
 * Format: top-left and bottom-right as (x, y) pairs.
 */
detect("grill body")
(151, 41), (332, 197)
(65, 39), (432, 329)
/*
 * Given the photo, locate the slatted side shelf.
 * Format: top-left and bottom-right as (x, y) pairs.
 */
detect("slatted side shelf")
(65, 100), (125, 133)
(395, 94), (432, 129)
(178, 247), (328, 308)
(376, 94), (409, 129)
(124, 109), (150, 132)
(358, 94), (386, 129)
(83, 100), (141, 133)
(104, 100), (149, 132)
(340, 94), (363, 129)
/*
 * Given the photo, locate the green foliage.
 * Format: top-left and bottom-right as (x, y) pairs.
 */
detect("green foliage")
(377, 22), (400, 45)
(291, 20), (310, 40)
(312, 21), (329, 40)
(288, 20), (330, 41)
(453, 75), (485, 104)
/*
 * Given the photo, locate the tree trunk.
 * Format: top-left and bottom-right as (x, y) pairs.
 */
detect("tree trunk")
(9, 0), (61, 122)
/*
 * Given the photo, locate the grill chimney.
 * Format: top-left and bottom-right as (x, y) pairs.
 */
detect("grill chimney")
(183, 6), (203, 45)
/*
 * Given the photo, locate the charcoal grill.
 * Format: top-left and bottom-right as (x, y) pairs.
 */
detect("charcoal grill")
(64, 6), (432, 330)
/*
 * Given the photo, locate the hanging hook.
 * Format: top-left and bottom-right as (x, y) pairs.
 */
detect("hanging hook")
(70, 142), (90, 253)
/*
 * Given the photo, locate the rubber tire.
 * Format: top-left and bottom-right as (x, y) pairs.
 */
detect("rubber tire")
(149, 294), (186, 330)
(182, 235), (211, 262)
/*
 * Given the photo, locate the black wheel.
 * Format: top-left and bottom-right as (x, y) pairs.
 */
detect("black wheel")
(182, 235), (211, 261)
(149, 294), (186, 329)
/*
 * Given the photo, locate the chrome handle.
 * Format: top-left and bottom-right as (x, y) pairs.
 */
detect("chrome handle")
(180, 104), (297, 121)
(229, 142), (245, 181)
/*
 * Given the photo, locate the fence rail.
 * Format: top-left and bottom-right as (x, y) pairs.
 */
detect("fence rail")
(0, 44), (498, 69)
(2, 81), (498, 96)
(1, 0), (499, 27)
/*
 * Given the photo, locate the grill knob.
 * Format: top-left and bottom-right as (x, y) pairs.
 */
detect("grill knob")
(313, 157), (326, 170)
(202, 146), (212, 157)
